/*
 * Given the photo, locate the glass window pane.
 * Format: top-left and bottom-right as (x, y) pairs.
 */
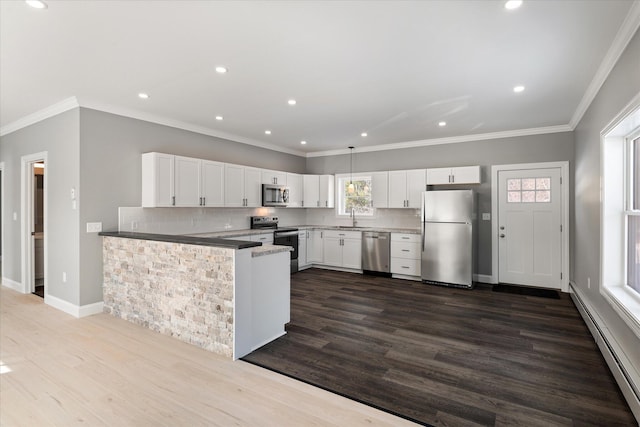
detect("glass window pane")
(522, 178), (536, 190)
(522, 191), (535, 202)
(628, 215), (640, 294)
(536, 190), (551, 203)
(508, 179), (521, 190)
(634, 138), (639, 210)
(508, 191), (521, 203)
(536, 177), (551, 190)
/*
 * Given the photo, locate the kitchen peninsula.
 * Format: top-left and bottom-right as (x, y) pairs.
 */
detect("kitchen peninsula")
(99, 231), (291, 359)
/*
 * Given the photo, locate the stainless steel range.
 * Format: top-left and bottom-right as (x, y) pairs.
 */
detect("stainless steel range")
(250, 216), (299, 274)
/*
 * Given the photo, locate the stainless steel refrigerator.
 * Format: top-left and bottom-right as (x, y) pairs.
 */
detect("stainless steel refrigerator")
(421, 190), (475, 288)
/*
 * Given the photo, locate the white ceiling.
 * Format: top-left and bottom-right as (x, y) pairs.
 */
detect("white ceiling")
(1, 1), (637, 156)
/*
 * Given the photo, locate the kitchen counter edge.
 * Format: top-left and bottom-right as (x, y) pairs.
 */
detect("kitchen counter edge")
(98, 231), (261, 249)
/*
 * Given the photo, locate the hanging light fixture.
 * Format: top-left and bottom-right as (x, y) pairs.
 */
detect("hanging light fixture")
(348, 146), (355, 194)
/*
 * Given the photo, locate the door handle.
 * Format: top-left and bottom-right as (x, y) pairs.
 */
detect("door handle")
(500, 226), (505, 230)
(500, 234), (505, 238)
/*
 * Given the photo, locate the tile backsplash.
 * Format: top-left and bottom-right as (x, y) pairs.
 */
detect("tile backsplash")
(119, 206), (421, 235)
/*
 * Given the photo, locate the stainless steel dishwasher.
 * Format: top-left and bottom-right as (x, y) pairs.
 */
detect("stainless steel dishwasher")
(361, 231), (391, 275)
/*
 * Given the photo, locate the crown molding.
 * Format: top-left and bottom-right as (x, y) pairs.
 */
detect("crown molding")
(0, 96), (80, 137)
(569, 0), (640, 129)
(306, 124), (573, 158)
(77, 99), (307, 157)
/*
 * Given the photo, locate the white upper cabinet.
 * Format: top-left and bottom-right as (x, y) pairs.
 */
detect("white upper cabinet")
(226, 164), (261, 207)
(303, 174), (334, 208)
(286, 173), (303, 207)
(200, 160), (225, 207)
(262, 170), (287, 185)
(426, 166), (481, 185)
(174, 156), (201, 207)
(388, 169), (426, 208)
(370, 171), (389, 208)
(142, 152), (175, 207)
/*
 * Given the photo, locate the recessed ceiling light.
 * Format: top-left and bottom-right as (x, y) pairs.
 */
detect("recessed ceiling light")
(504, 0), (523, 10)
(215, 116), (223, 121)
(288, 99), (297, 106)
(361, 132), (368, 137)
(513, 85), (525, 93)
(25, 0), (47, 9)
(438, 121), (447, 127)
(265, 130), (272, 135)
(215, 66), (228, 74)
(138, 93), (149, 99)
(300, 140), (307, 145)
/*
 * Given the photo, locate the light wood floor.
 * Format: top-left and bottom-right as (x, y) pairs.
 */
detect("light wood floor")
(0, 285), (416, 427)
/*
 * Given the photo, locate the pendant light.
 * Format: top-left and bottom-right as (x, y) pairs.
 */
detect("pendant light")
(348, 146), (355, 194)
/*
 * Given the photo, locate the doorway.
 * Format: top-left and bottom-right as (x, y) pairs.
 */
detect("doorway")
(491, 162), (569, 291)
(21, 152), (48, 297)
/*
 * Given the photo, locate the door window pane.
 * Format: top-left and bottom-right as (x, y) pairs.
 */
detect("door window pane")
(508, 191), (521, 203)
(522, 191), (535, 203)
(536, 177), (551, 190)
(536, 190), (551, 203)
(522, 178), (536, 190)
(508, 179), (521, 190)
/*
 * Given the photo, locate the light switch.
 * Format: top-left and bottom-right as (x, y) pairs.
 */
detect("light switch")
(482, 213), (491, 221)
(86, 222), (102, 233)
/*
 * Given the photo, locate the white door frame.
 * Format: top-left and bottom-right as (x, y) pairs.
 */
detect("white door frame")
(0, 161), (4, 264)
(491, 161), (570, 292)
(21, 151), (48, 295)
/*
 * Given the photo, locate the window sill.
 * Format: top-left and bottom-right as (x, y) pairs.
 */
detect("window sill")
(601, 285), (640, 339)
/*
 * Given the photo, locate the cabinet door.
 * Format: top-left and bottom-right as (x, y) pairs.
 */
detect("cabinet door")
(370, 171), (388, 208)
(142, 152), (174, 207)
(262, 170), (287, 185)
(406, 169), (426, 208)
(319, 175), (335, 208)
(244, 167), (262, 207)
(201, 160), (225, 207)
(298, 231), (309, 268)
(287, 173), (303, 207)
(322, 236), (342, 267)
(303, 175), (320, 208)
(224, 164), (245, 207)
(426, 167), (453, 185)
(342, 238), (362, 269)
(452, 166), (481, 184)
(388, 170), (408, 208)
(309, 230), (324, 263)
(174, 156), (201, 207)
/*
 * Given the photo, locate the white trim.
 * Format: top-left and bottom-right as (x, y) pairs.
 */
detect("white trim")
(307, 125), (572, 158)
(473, 274), (494, 284)
(0, 161), (4, 274)
(569, 1), (640, 129)
(44, 293), (102, 318)
(1, 277), (23, 293)
(570, 283), (640, 420)
(491, 161), (570, 292)
(0, 97), (79, 136)
(21, 152), (48, 295)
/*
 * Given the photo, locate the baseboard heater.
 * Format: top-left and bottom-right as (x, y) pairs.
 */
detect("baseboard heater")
(570, 284), (640, 421)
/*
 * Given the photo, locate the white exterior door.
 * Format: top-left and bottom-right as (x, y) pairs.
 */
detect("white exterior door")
(498, 168), (562, 289)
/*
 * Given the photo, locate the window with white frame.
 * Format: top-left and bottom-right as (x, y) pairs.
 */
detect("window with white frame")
(601, 99), (640, 337)
(336, 174), (374, 217)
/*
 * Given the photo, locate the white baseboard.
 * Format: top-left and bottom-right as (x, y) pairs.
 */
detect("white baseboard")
(570, 283), (640, 422)
(474, 274), (495, 284)
(45, 293), (104, 318)
(1, 277), (23, 293)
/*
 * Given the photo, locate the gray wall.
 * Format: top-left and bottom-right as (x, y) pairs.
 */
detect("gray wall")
(573, 30), (640, 370)
(78, 108), (307, 305)
(0, 109), (81, 304)
(306, 132), (575, 276)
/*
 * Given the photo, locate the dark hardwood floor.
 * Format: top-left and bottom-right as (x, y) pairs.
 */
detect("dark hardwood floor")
(242, 269), (636, 427)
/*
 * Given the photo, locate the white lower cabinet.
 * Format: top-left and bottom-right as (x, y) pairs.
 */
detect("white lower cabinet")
(321, 230), (362, 269)
(250, 233), (274, 244)
(298, 230), (311, 269)
(308, 230), (324, 263)
(391, 233), (421, 279)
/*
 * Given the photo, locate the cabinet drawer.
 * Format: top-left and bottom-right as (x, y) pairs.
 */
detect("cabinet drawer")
(391, 258), (421, 276)
(391, 233), (420, 243)
(391, 241), (421, 259)
(322, 229), (362, 240)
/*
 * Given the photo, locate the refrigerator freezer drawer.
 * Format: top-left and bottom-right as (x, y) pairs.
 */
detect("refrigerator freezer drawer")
(421, 222), (472, 287)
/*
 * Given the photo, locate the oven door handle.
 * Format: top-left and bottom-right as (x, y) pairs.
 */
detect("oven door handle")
(274, 231), (299, 237)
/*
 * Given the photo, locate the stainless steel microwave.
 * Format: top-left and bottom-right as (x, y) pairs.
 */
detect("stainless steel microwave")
(262, 184), (290, 207)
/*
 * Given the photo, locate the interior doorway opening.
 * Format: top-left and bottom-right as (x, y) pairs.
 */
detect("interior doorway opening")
(33, 162), (45, 298)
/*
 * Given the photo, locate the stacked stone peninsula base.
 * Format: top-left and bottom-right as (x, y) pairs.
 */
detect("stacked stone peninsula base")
(100, 232), (291, 359)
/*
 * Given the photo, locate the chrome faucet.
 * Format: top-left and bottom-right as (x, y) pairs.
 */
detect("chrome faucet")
(351, 208), (357, 227)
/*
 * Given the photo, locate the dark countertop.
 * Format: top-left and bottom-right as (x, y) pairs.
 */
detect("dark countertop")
(98, 231), (261, 249)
